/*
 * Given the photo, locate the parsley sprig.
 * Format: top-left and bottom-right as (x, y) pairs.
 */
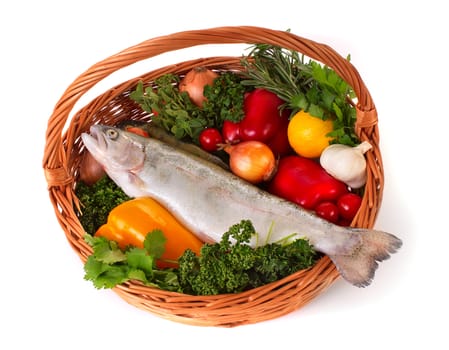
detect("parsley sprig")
(129, 72), (245, 142)
(83, 230), (180, 291)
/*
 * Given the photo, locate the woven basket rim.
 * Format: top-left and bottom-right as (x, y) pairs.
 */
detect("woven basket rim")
(42, 26), (383, 327)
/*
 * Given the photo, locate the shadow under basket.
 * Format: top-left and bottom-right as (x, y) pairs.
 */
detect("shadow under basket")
(43, 26), (383, 327)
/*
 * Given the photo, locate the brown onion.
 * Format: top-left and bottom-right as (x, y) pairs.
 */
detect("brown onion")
(79, 151), (105, 185)
(224, 141), (277, 184)
(179, 67), (218, 107)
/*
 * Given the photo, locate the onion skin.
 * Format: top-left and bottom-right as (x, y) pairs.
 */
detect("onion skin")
(179, 67), (218, 107)
(224, 141), (277, 184)
(79, 151), (105, 186)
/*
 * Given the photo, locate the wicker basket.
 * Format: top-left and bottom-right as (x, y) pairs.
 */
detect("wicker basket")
(43, 26), (383, 327)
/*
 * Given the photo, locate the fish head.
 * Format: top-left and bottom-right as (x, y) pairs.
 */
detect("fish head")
(81, 124), (146, 175)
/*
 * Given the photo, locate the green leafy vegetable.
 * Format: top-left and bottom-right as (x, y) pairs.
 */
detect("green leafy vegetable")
(143, 229), (166, 259)
(177, 220), (318, 296)
(202, 72), (246, 125)
(83, 232), (181, 291)
(75, 176), (131, 235)
(129, 72), (245, 142)
(241, 43), (358, 145)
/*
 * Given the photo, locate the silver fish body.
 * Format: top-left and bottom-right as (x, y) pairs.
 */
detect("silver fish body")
(81, 125), (402, 287)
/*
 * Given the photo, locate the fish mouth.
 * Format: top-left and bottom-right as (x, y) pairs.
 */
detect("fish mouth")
(81, 125), (108, 157)
(90, 125), (108, 150)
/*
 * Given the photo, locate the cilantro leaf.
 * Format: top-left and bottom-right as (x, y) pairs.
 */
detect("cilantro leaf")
(127, 269), (149, 284)
(84, 256), (130, 289)
(152, 270), (181, 291)
(83, 232), (181, 291)
(90, 265), (130, 289)
(144, 229), (166, 259)
(126, 247), (154, 275)
(84, 235), (127, 264)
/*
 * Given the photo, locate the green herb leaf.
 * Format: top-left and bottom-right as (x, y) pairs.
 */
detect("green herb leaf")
(84, 235), (127, 264)
(308, 104), (325, 119)
(84, 256), (130, 289)
(83, 232), (181, 291)
(83, 255), (105, 282)
(144, 229), (166, 260)
(290, 93), (309, 111)
(75, 177), (131, 235)
(126, 247), (154, 274)
(152, 270), (181, 291)
(332, 102), (344, 121)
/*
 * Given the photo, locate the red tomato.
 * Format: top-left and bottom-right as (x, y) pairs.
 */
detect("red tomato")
(315, 201), (340, 224)
(239, 89), (284, 143)
(199, 128), (223, 152)
(222, 120), (241, 144)
(337, 193), (362, 221)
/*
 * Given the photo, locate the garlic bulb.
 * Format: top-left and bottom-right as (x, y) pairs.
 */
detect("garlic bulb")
(319, 141), (372, 189)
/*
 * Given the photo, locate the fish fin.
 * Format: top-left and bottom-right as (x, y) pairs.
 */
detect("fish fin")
(328, 229), (402, 287)
(128, 171), (147, 193)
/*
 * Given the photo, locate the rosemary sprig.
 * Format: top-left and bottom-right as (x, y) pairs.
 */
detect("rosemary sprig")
(241, 44), (313, 104)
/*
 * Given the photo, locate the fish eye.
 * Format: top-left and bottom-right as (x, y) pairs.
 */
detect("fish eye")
(106, 128), (119, 140)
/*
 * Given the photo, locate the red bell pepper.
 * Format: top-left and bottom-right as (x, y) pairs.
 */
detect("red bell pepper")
(239, 88), (283, 143)
(267, 155), (348, 210)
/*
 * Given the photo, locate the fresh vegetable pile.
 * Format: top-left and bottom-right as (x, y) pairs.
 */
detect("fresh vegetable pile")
(76, 43), (372, 294)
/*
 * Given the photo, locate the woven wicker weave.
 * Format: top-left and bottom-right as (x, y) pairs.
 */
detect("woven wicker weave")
(43, 26), (383, 327)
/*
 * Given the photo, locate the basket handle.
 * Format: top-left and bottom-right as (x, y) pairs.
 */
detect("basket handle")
(43, 26), (377, 190)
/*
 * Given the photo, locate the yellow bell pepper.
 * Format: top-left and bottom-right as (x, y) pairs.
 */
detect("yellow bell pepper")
(95, 197), (204, 268)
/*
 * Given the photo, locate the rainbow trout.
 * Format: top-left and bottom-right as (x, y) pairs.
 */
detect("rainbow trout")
(81, 125), (402, 287)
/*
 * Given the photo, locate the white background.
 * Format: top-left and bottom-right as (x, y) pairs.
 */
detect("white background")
(1, 1), (447, 349)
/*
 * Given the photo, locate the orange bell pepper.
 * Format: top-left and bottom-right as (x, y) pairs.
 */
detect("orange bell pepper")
(95, 197), (203, 268)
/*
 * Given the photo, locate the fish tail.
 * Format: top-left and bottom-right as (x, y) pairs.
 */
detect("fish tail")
(327, 229), (402, 287)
